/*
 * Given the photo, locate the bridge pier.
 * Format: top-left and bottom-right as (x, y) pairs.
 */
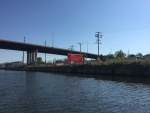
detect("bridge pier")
(27, 49), (38, 65)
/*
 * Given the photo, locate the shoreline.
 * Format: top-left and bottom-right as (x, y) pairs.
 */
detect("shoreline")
(1, 62), (150, 77)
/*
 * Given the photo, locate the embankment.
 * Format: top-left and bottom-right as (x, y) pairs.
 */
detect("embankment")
(2, 62), (150, 77)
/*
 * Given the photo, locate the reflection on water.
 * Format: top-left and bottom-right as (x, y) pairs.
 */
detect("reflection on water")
(66, 73), (150, 84)
(94, 75), (150, 84)
(0, 70), (150, 113)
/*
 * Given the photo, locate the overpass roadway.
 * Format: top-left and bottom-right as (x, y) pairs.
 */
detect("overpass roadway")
(0, 39), (98, 63)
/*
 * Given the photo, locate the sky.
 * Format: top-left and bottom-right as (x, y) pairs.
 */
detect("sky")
(0, 0), (150, 63)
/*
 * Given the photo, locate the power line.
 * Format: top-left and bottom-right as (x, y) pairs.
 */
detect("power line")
(102, 23), (150, 34)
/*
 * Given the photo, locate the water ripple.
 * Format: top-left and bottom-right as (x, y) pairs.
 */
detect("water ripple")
(1, 70), (150, 113)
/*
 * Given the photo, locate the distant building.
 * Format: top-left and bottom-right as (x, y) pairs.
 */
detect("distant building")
(127, 54), (136, 60)
(136, 55), (144, 60)
(127, 54), (144, 60)
(4, 61), (22, 68)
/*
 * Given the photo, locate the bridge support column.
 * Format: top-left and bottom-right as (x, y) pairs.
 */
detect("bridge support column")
(29, 52), (32, 64)
(35, 49), (38, 65)
(27, 50), (38, 65)
(27, 52), (29, 65)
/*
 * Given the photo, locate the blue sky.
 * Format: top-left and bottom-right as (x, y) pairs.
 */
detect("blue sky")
(0, 0), (150, 63)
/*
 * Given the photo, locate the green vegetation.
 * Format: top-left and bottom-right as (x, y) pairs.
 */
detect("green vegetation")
(37, 57), (44, 64)
(2, 49), (150, 77)
(114, 50), (126, 59)
(34, 49), (150, 67)
(20, 59), (150, 77)
(104, 59), (150, 66)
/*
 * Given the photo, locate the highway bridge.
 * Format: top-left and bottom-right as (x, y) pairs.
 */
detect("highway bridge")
(0, 39), (98, 64)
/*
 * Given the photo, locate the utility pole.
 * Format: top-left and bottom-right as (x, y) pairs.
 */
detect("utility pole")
(70, 45), (74, 53)
(23, 36), (25, 65)
(51, 33), (54, 47)
(95, 32), (102, 60)
(45, 40), (46, 64)
(85, 41), (88, 61)
(128, 49), (130, 57)
(85, 41), (88, 54)
(78, 43), (83, 54)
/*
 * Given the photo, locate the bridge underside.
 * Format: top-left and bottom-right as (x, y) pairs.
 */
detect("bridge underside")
(0, 39), (98, 64)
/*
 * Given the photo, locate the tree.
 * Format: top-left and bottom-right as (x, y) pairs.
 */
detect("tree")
(99, 54), (105, 61)
(106, 54), (114, 59)
(136, 53), (143, 60)
(136, 53), (143, 57)
(144, 54), (150, 57)
(37, 57), (44, 64)
(114, 50), (126, 59)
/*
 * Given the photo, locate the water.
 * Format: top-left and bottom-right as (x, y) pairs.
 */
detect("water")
(0, 70), (150, 113)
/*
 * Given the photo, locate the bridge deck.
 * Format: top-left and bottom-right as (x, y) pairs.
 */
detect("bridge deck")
(0, 39), (98, 59)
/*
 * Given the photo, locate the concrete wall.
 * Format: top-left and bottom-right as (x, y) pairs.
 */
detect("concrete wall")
(16, 64), (150, 77)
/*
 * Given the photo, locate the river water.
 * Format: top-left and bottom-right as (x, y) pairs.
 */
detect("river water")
(0, 70), (150, 113)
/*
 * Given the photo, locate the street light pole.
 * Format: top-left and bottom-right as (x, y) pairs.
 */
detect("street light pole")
(51, 33), (54, 47)
(23, 36), (25, 65)
(78, 43), (83, 54)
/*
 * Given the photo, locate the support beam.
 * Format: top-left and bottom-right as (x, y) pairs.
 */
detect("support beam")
(27, 51), (29, 65)
(35, 49), (38, 65)
(26, 50), (38, 65)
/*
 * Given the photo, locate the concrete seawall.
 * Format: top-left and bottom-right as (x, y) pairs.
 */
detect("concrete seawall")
(3, 63), (150, 77)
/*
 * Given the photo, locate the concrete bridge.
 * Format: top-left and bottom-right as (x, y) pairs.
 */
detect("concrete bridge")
(0, 39), (98, 65)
